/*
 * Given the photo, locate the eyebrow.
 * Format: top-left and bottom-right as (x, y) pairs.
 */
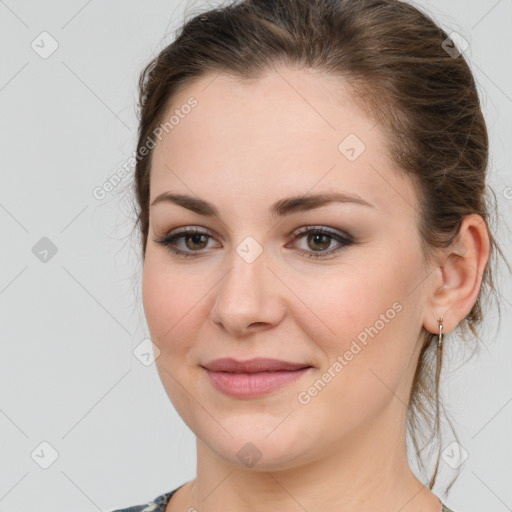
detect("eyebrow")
(150, 191), (374, 217)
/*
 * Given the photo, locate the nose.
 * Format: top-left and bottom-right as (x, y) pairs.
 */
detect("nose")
(209, 246), (286, 336)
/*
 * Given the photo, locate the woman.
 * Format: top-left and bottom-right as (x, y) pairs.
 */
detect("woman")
(112, 0), (508, 511)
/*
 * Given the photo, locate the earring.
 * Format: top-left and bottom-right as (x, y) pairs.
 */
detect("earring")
(437, 316), (444, 349)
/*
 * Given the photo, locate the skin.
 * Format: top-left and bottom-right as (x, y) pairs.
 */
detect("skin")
(141, 66), (490, 512)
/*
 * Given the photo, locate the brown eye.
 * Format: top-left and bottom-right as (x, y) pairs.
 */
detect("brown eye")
(184, 233), (209, 250)
(306, 232), (332, 251)
(291, 226), (354, 259)
(156, 227), (219, 257)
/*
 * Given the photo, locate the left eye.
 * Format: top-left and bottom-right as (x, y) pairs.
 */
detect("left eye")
(155, 226), (353, 259)
(289, 226), (353, 258)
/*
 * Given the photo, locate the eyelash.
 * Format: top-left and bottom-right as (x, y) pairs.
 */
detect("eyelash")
(155, 225), (354, 259)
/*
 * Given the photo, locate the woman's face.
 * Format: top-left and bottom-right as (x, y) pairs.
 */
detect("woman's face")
(143, 67), (434, 469)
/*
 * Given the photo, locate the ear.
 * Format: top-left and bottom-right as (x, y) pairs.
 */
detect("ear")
(423, 213), (491, 335)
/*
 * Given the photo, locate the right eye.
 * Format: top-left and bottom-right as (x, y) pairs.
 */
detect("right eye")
(155, 226), (220, 257)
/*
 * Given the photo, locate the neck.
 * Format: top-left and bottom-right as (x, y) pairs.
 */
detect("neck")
(173, 400), (441, 512)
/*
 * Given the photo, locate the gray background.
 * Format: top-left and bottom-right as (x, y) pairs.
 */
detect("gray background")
(0, 1), (511, 511)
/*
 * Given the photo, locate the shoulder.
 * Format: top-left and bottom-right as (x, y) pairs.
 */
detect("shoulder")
(109, 507), (147, 512)
(108, 487), (179, 512)
(109, 504), (158, 512)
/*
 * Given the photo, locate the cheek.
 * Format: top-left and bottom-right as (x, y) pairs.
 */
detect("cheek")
(142, 255), (188, 348)
(142, 252), (213, 358)
(291, 262), (403, 346)
(293, 252), (420, 381)
(292, 268), (415, 434)
(142, 260), (171, 341)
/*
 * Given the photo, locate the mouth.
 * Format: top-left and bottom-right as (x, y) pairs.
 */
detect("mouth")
(201, 358), (313, 398)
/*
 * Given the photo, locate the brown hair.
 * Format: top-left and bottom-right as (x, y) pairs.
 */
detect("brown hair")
(131, 0), (510, 494)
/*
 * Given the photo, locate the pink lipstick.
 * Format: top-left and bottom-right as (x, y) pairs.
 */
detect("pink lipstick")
(202, 357), (312, 398)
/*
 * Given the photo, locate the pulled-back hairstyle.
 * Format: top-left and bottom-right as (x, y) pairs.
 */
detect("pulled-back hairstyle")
(131, 0), (509, 494)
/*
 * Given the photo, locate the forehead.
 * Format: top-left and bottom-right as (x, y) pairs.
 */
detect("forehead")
(149, 67), (418, 218)
(157, 66), (371, 152)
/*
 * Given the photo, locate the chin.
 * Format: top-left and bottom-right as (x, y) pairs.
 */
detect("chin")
(215, 444), (311, 472)
(197, 422), (317, 471)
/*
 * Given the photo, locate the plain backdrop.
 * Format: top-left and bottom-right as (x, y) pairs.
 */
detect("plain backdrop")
(0, 1), (511, 511)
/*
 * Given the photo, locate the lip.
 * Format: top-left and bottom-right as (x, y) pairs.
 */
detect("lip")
(202, 357), (311, 373)
(201, 358), (313, 398)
